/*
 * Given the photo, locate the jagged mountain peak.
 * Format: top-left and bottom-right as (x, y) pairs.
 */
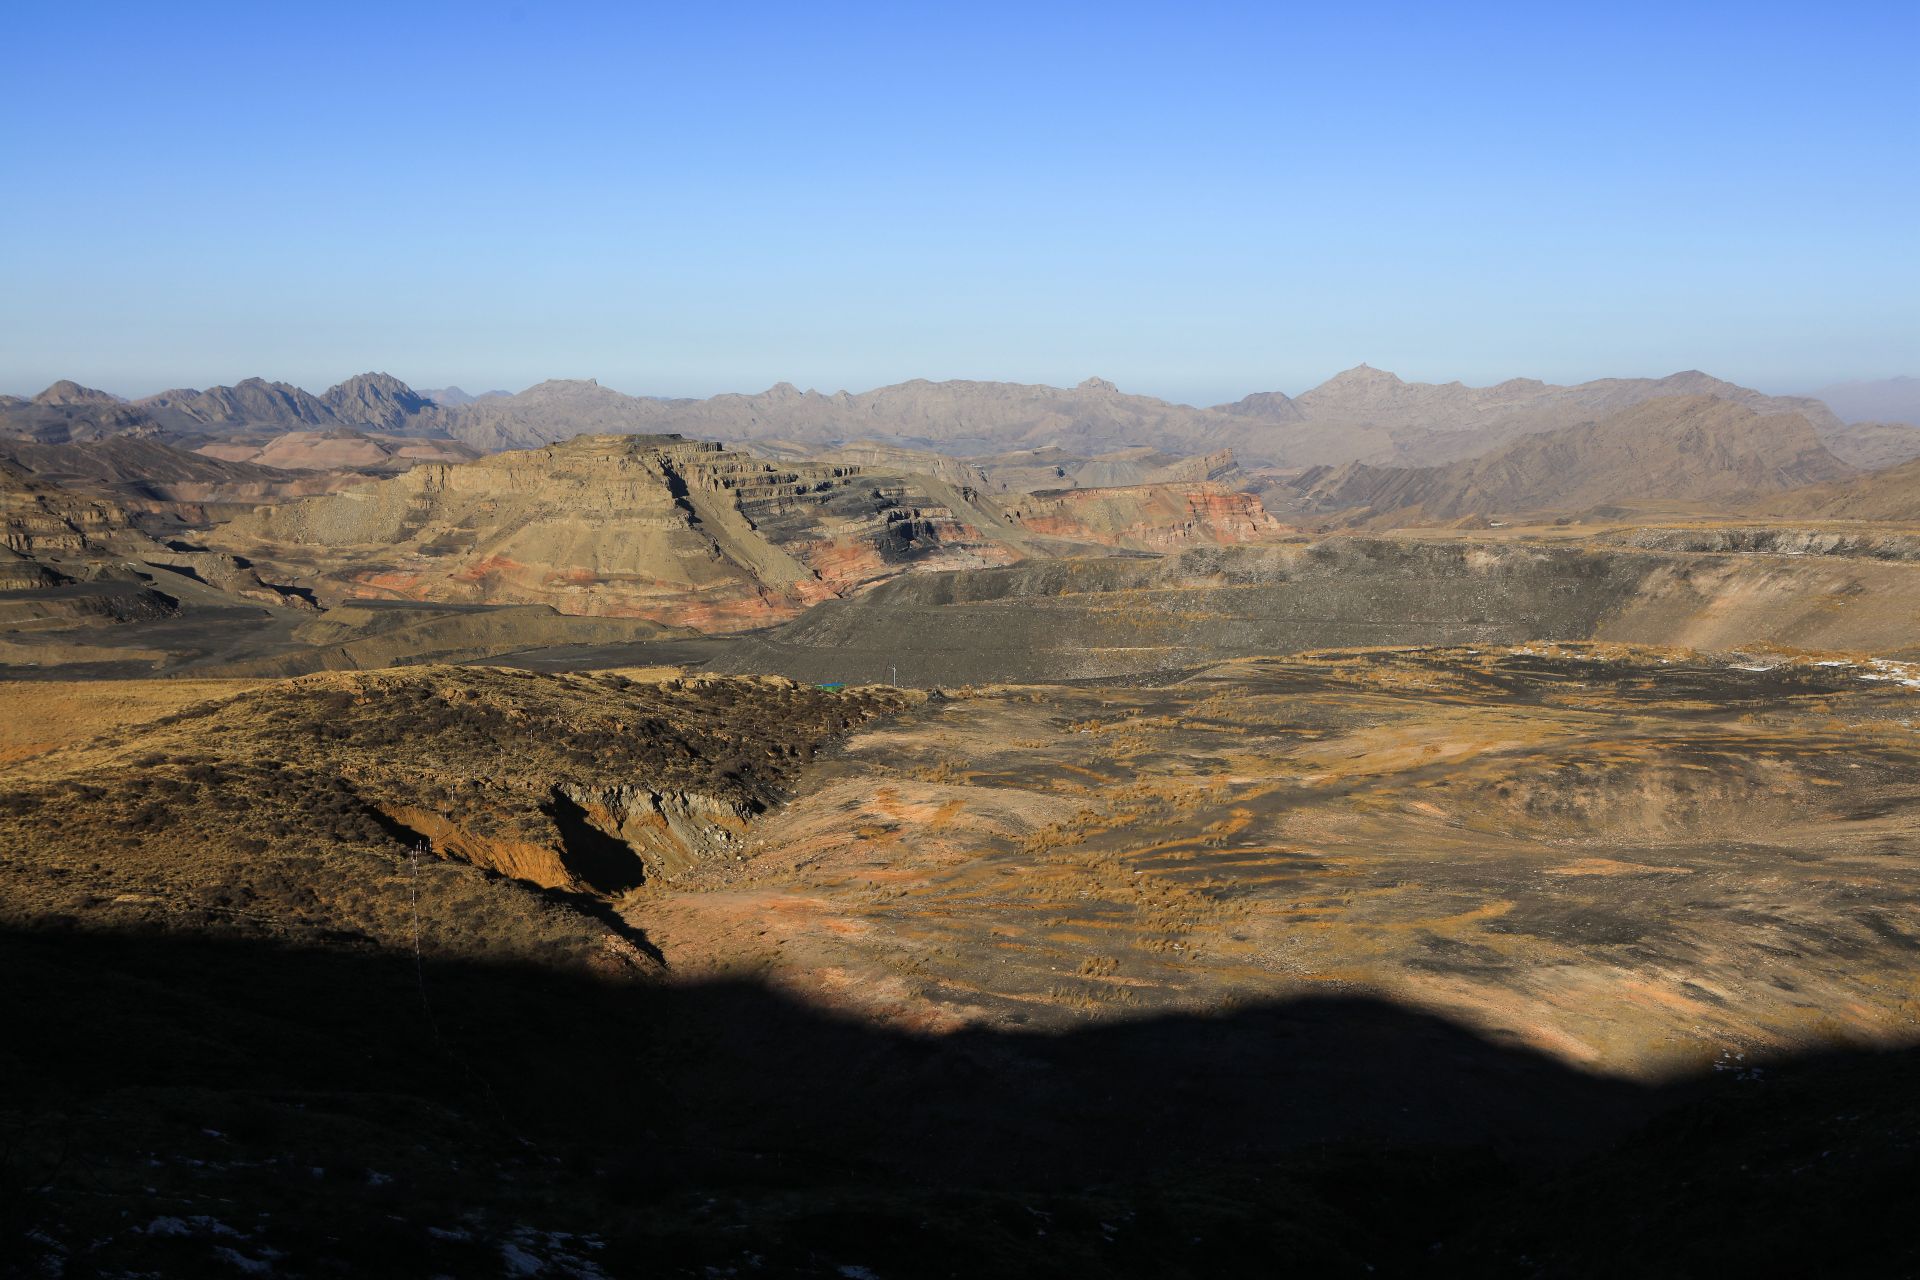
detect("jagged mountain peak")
(326, 371), (414, 394)
(320, 372), (436, 432)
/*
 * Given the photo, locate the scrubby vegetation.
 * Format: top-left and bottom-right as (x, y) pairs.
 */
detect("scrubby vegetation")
(0, 666), (910, 964)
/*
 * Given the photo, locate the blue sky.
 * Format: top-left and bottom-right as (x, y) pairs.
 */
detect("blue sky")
(2, 0), (1915, 403)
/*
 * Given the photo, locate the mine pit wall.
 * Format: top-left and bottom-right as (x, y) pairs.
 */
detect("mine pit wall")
(0, 556), (63, 590)
(705, 538), (1920, 685)
(1592, 552), (1920, 657)
(555, 783), (756, 885)
(379, 805), (582, 890)
(1596, 526), (1920, 562)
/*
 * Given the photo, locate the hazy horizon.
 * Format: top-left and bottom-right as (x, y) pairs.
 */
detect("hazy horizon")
(4, 1), (1915, 404)
(8, 363), (1915, 411)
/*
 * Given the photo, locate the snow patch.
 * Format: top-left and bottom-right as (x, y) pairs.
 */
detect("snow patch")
(1862, 659), (1920, 690)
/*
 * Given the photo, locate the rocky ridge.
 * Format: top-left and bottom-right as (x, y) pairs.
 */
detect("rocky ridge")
(1000, 482), (1288, 551)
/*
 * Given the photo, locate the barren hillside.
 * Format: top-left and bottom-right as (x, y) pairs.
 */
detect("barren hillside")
(1285, 396), (1855, 522)
(1751, 454), (1920, 522)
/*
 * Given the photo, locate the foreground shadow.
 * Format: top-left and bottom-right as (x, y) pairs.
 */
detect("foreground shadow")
(2, 924), (1915, 1277)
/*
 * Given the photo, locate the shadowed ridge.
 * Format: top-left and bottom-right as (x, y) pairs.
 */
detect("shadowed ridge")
(4, 922), (1915, 1275)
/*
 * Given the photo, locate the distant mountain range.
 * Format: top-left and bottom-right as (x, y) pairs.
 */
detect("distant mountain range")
(141, 373), (443, 435)
(1256, 365), (1845, 466)
(4, 366), (1906, 472)
(0, 373), (450, 445)
(437, 367), (1847, 467)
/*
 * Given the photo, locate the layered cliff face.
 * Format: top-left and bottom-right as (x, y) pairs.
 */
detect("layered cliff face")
(1001, 482), (1290, 551)
(0, 547), (63, 591)
(970, 444), (1244, 494)
(752, 440), (1247, 496)
(1, 458), (315, 612)
(1, 459), (143, 556)
(209, 434), (1033, 629)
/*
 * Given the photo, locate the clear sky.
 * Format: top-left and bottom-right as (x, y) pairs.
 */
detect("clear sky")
(3, 0), (1915, 404)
